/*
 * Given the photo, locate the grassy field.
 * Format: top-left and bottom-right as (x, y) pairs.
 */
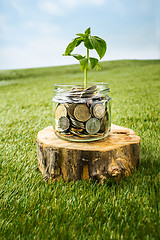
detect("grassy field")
(0, 60), (160, 240)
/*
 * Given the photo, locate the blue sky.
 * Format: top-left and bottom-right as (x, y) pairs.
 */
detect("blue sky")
(0, 0), (159, 70)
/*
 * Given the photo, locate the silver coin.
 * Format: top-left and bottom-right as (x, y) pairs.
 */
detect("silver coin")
(92, 103), (105, 119)
(85, 118), (101, 134)
(58, 116), (70, 131)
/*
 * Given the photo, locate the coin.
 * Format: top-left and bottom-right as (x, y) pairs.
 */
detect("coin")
(66, 103), (77, 119)
(58, 116), (70, 131)
(74, 104), (91, 122)
(70, 130), (91, 139)
(55, 104), (67, 120)
(60, 132), (72, 136)
(70, 127), (84, 133)
(70, 117), (85, 129)
(86, 85), (97, 91)
(80, 85), (97, 98)
(85, 118), (101, 134)
(70, 129), (87, 138)
(67, 87), (84, 98)
(92, 103), (105, 119)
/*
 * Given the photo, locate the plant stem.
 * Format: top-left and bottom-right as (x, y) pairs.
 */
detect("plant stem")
(84, 48), (89, 88)
(84, 69), (87, 89)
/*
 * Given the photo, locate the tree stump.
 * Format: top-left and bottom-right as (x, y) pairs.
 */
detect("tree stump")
(37, 124), (140, 182)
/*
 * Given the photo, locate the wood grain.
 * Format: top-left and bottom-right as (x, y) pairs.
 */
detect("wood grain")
(37, 124), (140, 182)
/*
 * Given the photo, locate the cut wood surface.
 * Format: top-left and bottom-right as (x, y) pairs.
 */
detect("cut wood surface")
(37, 124), (140, 182)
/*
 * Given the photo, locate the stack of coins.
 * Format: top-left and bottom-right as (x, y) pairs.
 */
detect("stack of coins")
(67, 85), (97, 100)
(54, 86), (109, 140)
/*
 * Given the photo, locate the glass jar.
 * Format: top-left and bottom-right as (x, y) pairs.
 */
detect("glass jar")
(52, 83), (111, 142)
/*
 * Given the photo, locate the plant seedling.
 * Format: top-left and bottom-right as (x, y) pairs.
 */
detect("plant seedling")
(63, 27), (107, 88)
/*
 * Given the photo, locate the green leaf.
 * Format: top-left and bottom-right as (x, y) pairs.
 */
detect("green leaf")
(76, 33), (85, 37)
(84, 38), (94, 49)
(74, 37), (83, 47)
(64, 37), (82, 55)
(79, 58), (88, 72)
(85, 27), (91, 35)
(89, 57), (99, 69)
(64, 40), (77, 55)
(90, 36), (107, 59)
(96, 62), (101, 71)
(71, 54), (85, 60)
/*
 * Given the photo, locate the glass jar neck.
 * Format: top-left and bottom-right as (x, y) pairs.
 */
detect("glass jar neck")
(53, 82), (110, 103)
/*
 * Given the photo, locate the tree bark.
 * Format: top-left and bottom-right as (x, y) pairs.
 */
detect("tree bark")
(37, 124), (140, 183)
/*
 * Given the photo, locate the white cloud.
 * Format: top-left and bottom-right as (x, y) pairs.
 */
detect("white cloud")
(0, 35), (159, 70)
(39, 1), (65, 16)
(61, 0), (106, 9)
(39, 0), (106, 16)
(0, 37), (75, 69)
(106, 43), (159, 61)
(0, 0), (159, 70)
(89, 0), (106, 6)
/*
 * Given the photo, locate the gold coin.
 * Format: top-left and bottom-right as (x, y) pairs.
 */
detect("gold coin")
(67, 87), (84, 98)
(80, 85), (97, 98)
(74, 104), (91, 122)
(55, 104), (67, 120)
(70, 130), (90, 139)
(70, 118), (85, 129)
(70, 127), (84, 133)
(66, 103), (78, 119)
(92, 103), (105, 119)
(59, 132), (73, 137)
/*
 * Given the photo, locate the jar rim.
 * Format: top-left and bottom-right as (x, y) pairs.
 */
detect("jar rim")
(54, 82), (109, 87)
(52, 82), (111, 103)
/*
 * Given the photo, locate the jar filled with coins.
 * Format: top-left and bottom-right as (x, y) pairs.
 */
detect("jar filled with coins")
(52, 83), (111, 142)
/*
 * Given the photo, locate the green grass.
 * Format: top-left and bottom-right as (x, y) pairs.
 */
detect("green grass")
(0, 60), (160, 240)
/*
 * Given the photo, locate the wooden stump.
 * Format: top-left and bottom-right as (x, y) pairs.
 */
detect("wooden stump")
(37, 124), (140, 182)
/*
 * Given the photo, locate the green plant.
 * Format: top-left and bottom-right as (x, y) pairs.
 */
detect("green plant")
(63, 27), (107, 88)
(0, 60), (160, 240)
